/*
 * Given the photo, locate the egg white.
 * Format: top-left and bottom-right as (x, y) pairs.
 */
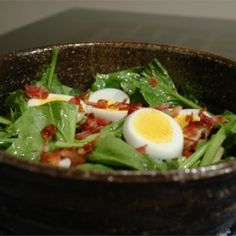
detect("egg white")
(86, 88), (130, 122)
(27, 93), (86, 121)
(123, 108), (184, 160)
(28, 93), (73, 107)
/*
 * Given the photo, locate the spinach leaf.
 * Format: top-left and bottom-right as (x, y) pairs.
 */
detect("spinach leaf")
(92, 67), (143, 95)
(88, 135), (158, 171)
(55, 119), (124, 149)
(91, 59), (200, 108)
(77, 163), (113, 171)
(32, 48), (81, 96)
(0, 116), (12, 126)
(5, 90), (28, 120)
(6, 101), (78, 161)
(0, 130), (14, 149)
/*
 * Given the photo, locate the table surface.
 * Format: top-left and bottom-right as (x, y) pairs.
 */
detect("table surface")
(0, 8), (235, 235)
(0, 8), (235, 61)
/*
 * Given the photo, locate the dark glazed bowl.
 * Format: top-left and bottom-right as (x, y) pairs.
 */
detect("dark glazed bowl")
(0, 42), (236, 234)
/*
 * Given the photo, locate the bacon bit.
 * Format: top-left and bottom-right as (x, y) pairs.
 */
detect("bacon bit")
(41, 150), (61, 165)
(41, 148), (86, 167)
(41, 124), (57, 142)
(182, 148), (193, 158)
(152, 103), (171, 111)
(77, 141), (96, 155)
(86, 99), (129, 111)
(136, 144), (147, 154)
(69, 96), (85, 112)
(80, 91), (90, 101)
(148, 76), (158, 87)
(170, 106), (182, 118)
(182, 137), (197, 157)
(199, 111), (214, 129)
(128, 103), (143, 114)
(213, 115), (225, 124)
(76, 113), (111, 140)
(109, 101), (129, 111)
(25, 84), (49, 99)
(76, 130), (92, 140)
(41, 124), (57, 152)
(60, 148), (86, 166)
(185, 113), (194, 123)
(184, 122), (202, 137)
(97, 99), (109, 109)
(95, 116), (112, 126)
(69, 96), (81, 105)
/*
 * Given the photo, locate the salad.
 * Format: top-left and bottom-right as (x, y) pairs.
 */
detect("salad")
(0, 48), (236, 171)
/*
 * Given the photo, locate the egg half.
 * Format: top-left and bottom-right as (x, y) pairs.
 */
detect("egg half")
(86, 88), (130, 122)
(27, 93), (86, 121)
(123, 108), (184, 160)
(28, 93), (74, 107)
(174, 109), (201, 128)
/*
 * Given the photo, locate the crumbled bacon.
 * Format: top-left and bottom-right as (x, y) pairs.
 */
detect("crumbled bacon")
(25, 84), (49, 99)
(69, 96), (85, 112)
(170, 106), (182, 118)
(40, 148), (86, 167)
(148, 76), (158, 87)
(136, 144), (148, 154)
(76, 113), (112, 140)
(128, 103), (143, 114)
(152, 103), (172, 111)
(182, 137), (197, 157)
(77, 141), (96, 155)
(69, 96), (81, 105)
(41, 124), (57, 152)
(199, 110), (215, 129)
(41, 124), (57, 142)
(41, 150), (61, 165)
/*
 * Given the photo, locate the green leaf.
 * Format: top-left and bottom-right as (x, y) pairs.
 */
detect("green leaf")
(6, 101), (78, 161)
(5, 90), (28, 120)
(77, 163), (113, 171)
(0, 116), (12, 126)
(32, 48), (81, 96)
(88, 135), (157, 171)
(0, 130), (14, 149)
(100, 119), (124, 138)
(55, 119), (124, 149)
(91, 58), (200, 108)
(92, 67), (143, 95)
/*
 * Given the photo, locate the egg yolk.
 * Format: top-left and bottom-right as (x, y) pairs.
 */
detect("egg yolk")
(37, 97), (68, 106)
(133, 110), (173, 143)
(175, 114), (200, 128)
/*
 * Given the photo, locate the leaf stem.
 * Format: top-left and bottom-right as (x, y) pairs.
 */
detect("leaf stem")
(200, 127), (226, 166)
(179, 142), (208, 169)
(47, 48), (59, 88)
(174, 93), (200, 109)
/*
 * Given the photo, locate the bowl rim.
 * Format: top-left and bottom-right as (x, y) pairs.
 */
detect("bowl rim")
(0, 41), (236, 183)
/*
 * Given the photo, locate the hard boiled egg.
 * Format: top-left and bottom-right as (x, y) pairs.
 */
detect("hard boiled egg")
(28, 93), (73, 107)
(86, 88), (130, 122)
(174, 109), (201, 128)
(123, 108), (184, 160)
(27, 93), (86, 121)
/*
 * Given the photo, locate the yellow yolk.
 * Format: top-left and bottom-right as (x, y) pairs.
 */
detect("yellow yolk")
(175, 114), (200, 128)
(133, 110), (173, 143)
(35, 97), (69, 106)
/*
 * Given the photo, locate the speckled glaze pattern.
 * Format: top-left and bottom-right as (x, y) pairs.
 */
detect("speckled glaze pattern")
(0, 42), (236, 234)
